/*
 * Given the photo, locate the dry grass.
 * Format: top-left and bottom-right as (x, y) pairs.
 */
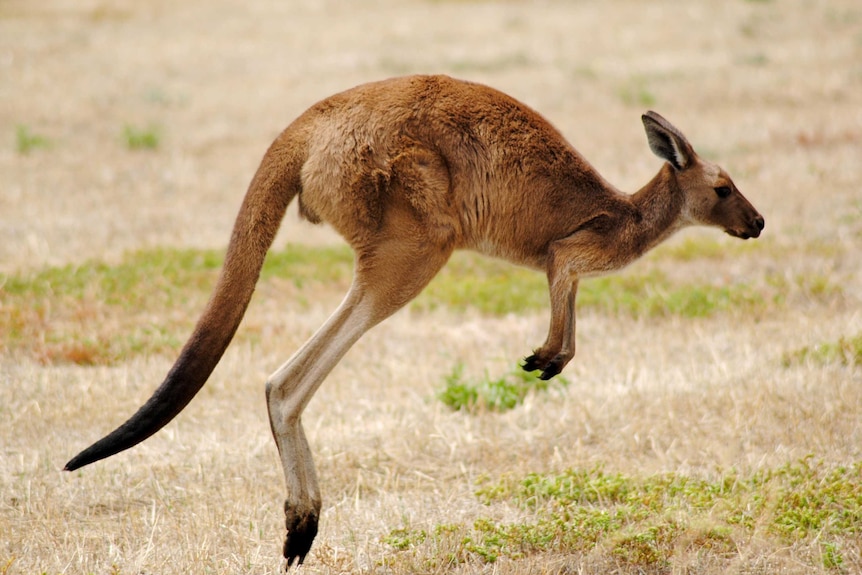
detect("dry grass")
(2, 0), (861, 573)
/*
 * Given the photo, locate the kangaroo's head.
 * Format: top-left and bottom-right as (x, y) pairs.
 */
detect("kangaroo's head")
(642, 111), (765, 240)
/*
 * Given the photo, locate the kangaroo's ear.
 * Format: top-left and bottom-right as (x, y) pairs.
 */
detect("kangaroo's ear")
(642, 111), (695, 171)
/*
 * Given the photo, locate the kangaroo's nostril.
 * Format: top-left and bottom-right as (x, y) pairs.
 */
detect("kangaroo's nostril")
(755, 216), (765, 230)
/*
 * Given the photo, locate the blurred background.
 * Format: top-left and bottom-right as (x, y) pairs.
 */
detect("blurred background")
(2, 0), (860, 272)
(1, 1), (860, 573)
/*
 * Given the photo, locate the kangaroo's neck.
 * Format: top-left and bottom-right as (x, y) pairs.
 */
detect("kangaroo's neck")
(627, 164), (686, 256)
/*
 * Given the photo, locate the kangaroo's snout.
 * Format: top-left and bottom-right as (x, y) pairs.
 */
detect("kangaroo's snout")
(748, 213), (766, 238)
(727, 214), (764, 240)
(753, 214), (765, 234)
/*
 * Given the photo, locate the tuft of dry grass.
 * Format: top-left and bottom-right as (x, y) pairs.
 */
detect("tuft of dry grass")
(2, 0), (862, 573)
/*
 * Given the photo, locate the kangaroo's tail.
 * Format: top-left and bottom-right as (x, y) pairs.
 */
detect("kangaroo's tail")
(65, 132), (306, 471)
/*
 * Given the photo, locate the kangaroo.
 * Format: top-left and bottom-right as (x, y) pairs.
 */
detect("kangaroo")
(65, 74), (764, 567)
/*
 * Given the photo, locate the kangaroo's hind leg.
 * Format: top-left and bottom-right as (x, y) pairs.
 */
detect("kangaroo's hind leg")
(266, 172), (455, 567)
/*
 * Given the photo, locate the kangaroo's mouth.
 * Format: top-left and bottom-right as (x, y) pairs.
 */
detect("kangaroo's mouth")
(725, 228), (760, 240)
(724, 228), (760, 240)
(725, 216), (765, 240)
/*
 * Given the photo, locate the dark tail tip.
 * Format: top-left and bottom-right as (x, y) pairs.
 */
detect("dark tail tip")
(63, 340), (223, 472)
(63, 409), (170, 471)
(65, 448), (103, 471)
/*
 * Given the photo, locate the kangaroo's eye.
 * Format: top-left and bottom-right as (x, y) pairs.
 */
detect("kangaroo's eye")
(714, 186), (732, 198)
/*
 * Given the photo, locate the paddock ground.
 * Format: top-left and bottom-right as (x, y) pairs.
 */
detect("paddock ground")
(1, 0), (861, 573)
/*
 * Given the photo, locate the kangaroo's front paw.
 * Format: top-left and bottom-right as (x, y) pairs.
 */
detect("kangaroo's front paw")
(283, 501), (319, 569)
(539, 353), (572, 381)
(522, 353), (550, 373)
(540, 355), (565, 380)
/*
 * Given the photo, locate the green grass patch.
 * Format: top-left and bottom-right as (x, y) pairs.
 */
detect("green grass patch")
(260, 244), (353, 285)
(15, 125), (51, 154)
(418, 252), (765, 318)
(0, 245), (352, 365)
(1, 245), (771, 365)
(652, 235), (844, 264)
(437, 363), (569, 413)
(2, 247), (223, 304)
(579, 271), (764, 318)
(783, 332), (862, 367)
(415, 253), (548, 315)
(383, 458), (861, 570)
(822, 541), (845, 570)
(122, 123), (161, 150)
(651, 236), (763, 262)
(766, 271), (844, 307)
(1, 248), (225, 364)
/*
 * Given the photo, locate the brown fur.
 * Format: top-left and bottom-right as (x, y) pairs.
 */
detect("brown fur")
(65, 75), (764, 568)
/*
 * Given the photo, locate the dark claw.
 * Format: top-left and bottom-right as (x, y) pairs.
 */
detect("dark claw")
(522, 353), (546, 373)
(284, 502), (319, 569)
(540, 356), (564, 380)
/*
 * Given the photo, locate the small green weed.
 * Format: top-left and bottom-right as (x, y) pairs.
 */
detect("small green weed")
(381, 527), (427, 551)
(15, 125), (51, 154)
(783, 332), (862, 367)
(612, 521), (681, 568)
(437, 364), (569, 413)
(822, 541), (844, 569)
(123, 123), (161, 150)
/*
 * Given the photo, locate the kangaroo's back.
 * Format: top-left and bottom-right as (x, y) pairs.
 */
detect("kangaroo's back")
(294, 75), (622, 268)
